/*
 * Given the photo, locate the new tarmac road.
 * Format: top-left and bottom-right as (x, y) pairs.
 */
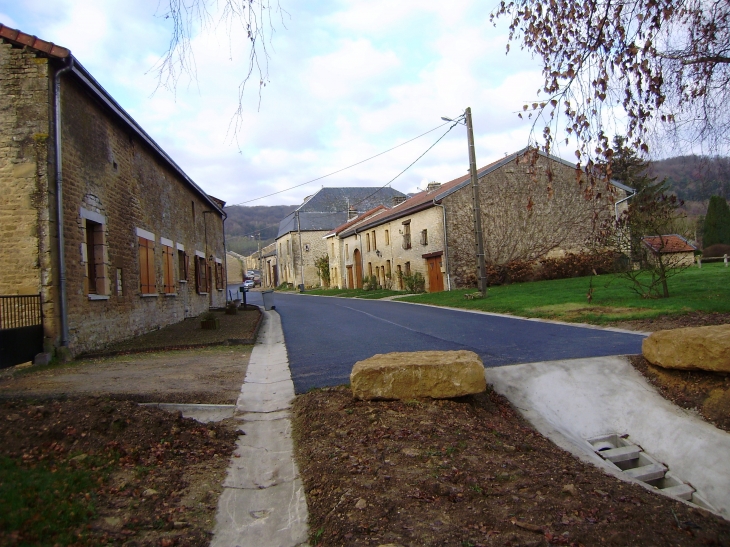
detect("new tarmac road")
(242, 290), (646, 393)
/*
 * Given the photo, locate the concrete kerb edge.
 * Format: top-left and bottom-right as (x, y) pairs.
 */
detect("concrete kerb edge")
(294, 293), (651, 337)
(390, 299), (652, 336)
(212, 307), (310, 546)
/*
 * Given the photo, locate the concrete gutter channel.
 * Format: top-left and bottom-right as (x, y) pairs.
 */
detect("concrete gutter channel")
(486, 356), (730, 520)
(149, 304), (730, 545)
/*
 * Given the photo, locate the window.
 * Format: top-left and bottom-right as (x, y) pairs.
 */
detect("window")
(402, 221), (411, 249)
(385, 229), (390, 245)
(421, 229), (428, 246)
(214, 260), (224, 290)
(195, 254), (208, 294)
(372, 231), (377, 250)
(138, 236), (156, 294)
(162, 243), (175, 294)
(386, 260), (391, 276)
(368, 262), (373, 277)
(178, 249), (188, 281)
(191, 201), (195, 221)
(366, 233), (371, 252)
(405, 261), (411, 275)
(287, 240), (291, 255)
(114, 268), (123, 296)
(381, 265), (385, 285)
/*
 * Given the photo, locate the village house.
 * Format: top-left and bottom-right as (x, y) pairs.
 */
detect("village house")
(0, 25), (226, 364)
(642, 235), (697, 267)
(260, 242), (278, 287)
(330, 148), (633, 292)
(226, 251), (246, 285)
(275, 187), (406, 288)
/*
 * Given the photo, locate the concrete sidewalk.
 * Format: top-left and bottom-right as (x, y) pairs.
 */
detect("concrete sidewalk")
(211, 309), (309, 547)
(486, 355), (730, 519)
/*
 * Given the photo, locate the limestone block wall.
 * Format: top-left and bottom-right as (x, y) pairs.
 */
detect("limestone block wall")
(226, 251), (245, 284)
(0, 44), (49, 296)
(359, 206), (445, 291)
(59, 75), (225, 355)
(443, 154), (622, 288)
(0, 44), (58, 344)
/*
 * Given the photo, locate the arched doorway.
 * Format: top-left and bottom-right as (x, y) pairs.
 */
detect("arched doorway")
(353, 248), (363, 288)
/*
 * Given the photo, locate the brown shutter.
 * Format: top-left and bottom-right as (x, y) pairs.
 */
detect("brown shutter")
(163, 246), (175, 293)
(183, 252), (189, 281)
(139, 237), (156, 294)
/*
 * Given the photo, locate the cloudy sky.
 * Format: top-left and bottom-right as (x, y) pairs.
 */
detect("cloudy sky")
(1, 0), (551, 206)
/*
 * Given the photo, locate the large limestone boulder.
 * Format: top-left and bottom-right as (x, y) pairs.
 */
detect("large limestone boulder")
(642, 324), (730, 373)
(350, 350), (486, 400)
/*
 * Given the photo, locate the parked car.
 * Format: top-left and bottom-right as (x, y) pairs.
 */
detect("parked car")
(243, 280), (255, 289)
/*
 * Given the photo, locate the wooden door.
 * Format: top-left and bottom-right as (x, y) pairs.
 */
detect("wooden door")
(353, 249), (363, 288)
(346, 265), (354, 289)
(426, 256), (444, 292)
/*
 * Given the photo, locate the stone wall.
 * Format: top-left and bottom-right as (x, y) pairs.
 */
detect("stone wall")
(275, 230), (329, 288)
(57, 71), (225, 355)
(0, 44), (58, 344)
(226, 251), (245, 284)
(443, 154), (623, 288)
(359, 207), (446, 291)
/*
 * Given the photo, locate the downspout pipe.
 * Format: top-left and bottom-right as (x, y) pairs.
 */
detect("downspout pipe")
(222, 210), (228, 303)
(54, 56), (74, 348)
(614, 189), (636, 221)
(433, 199), (451, 291)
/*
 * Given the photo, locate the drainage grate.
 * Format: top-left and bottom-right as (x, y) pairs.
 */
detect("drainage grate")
(587, 434), (715, 510)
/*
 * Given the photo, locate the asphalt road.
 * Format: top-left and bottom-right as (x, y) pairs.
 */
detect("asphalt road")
(242, 290), (646, 394)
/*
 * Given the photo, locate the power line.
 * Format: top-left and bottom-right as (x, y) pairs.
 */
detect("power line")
(230, 120), (453, 206)
(348, 120), (460, 210)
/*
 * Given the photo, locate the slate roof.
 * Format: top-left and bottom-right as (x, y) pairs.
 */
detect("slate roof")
(276, 187), (406, 238)
(339, 147), (635, 237)
(642, 235), (697, 254)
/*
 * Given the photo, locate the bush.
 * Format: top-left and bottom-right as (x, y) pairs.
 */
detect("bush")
(702, 243), (730, 258)
(484, 251), (620, 286)
(401, 271), (426, 293)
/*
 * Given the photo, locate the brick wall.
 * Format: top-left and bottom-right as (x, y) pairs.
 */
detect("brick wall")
(57, 71), (225, 355)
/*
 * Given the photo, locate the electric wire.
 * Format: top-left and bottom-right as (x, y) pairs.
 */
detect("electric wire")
(229, 120), (453, 206)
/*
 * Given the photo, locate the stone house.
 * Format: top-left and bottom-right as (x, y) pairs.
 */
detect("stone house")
(275, 187), (406, 288)
(641, 235), (697, 267)
(260, 242), (278, 288)
(0, 25), (226, 360)
(331, 148), (632, 292)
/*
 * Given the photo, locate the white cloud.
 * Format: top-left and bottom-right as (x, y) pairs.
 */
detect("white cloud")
(2, 0), (554, 206)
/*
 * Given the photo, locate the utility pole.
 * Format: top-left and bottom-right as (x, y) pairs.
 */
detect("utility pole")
(466, 107), (488, 297)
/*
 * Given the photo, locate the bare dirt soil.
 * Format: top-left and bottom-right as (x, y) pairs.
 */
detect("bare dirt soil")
(0, 397), (238, 546)
(0, 346), (251, 404)
(629, 354), (730, 434)
(293, 386), (730, 547)
(609, 311), (730, 333)
(88, 307), (261, 356)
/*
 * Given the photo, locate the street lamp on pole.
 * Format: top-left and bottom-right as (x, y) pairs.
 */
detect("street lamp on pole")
(442, 108), (488, 297)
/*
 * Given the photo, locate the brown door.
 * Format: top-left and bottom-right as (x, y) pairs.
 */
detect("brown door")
(426, 256), (444, 292)
(346, 265), (354, 289)
(353, 249), (363, 288)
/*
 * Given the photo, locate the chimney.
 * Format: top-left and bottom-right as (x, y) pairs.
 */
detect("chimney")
(427, 181), (441, 192)
(392, 195), (407, 206)
(348, 205), (358, 220)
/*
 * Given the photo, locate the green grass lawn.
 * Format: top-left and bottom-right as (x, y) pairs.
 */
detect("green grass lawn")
(398, 262), (730, 324)
(301, 287), (404, 299)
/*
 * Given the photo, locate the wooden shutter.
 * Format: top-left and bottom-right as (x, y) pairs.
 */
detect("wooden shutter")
(138, 237), (155, 294)
(183, 252), (189, 281)
(163, 246), (175, 293)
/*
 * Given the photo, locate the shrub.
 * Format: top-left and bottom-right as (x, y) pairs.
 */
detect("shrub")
(401, 271), (426, 293)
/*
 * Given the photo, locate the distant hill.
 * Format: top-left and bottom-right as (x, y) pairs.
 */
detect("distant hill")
(224, 205), (297, 255)
(649, 155), (730, 201)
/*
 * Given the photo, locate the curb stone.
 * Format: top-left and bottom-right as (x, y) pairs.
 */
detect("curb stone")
(211, 309), (310, 547)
